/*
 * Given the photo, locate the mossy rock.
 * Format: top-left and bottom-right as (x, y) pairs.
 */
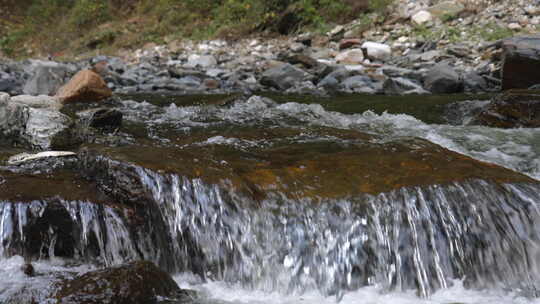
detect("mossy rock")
(53, 261), (194, 304)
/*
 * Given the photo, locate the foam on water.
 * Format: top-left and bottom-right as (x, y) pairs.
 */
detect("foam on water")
(0, 255), (95, 303)
(174, 274), (540, 304)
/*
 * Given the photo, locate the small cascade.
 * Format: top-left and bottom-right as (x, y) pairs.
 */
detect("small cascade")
(133, 167), (540, 298)
(0, 199), (147, 266)
(2, 168), (537, 298)
(0, 97), (539, 302)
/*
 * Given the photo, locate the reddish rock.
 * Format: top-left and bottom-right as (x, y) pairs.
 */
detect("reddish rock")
(339, 38), (362, 50)
(502, 35), (540, 90)
(472, 89), (540, 128)
(56, 69), (112, 103)
(203, 78), (220, 89)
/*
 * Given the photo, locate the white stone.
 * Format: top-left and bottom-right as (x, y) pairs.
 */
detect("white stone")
(525, 5), (540, 16)
(344, 65), (365, 72)
(7, 151), (76, 165)
(508, 23), (522, 30)
(412, 10), (433, 25)
(10, 95), (62, 110)
(187, 54), (217, 68)
(335, 49), (364, 64)
(290, 42), (305, 53)
(397, 36), (409, 43)
(361, 42), (392, 61)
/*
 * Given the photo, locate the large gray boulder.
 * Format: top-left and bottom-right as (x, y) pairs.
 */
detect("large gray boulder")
(23, 61), (75, 96)
(261, 63), (313, 90)
(0, 94), (75, 150)
(424, 63), (463, 94)
(501, 35), (540, 90)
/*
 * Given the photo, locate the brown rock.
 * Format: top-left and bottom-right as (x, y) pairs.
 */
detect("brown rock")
(86, 125), (537, 199)
(56, 70), (112, 104)
(203, 78), (220, 89)
(339, 38), (362, 50)
(471, 89), (540, 128)
(53, 261), (192, 304)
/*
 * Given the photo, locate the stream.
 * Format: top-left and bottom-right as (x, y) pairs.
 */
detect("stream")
(0, 93), (539, 303)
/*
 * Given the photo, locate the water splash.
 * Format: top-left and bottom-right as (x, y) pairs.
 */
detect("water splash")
(134, 166), (540, 298)
(0, 200), (146, 266)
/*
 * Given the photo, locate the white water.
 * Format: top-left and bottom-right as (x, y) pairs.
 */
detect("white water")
(175, 274), (540, 304)
(1, 95), (540, 303)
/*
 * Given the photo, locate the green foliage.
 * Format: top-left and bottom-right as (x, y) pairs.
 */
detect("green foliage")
(369, 0), (394, 13)
(1, 0), (397, 58)
(25, 0), (72, 25)
(69, 0), (110, 27)
(0, 29), (29, 57)
(476, 22), (514, 41)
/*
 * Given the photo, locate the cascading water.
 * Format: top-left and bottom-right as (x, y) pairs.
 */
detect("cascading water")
(0, 95), (540, 303)
(136, 170), (540, 299)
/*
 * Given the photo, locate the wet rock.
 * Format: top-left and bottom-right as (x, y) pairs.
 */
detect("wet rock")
(77, 108), (123, 130)
(86, 123), (536, 198)
(53, 261), (193, 304)
(463, 72), (489, 93)
(501, 36), (540, 90)
(317, 75), (341, 91)
(260, 63), (313, 90)
(424, 63), (463, 94)
(0, 94), (75, 150)
(381, 66), (425, 82)
(21, 263), (34, 277)
(0, 76), (18, 94)
(383, 77), (428, 95)
(56, 70), (113, 104)
(471, 89), (540, 128)
(285, 80), (321, 95)
(361, 42), (391, 61)
(335, 48), (365, 64)
(342, 75), (380, 93)
(23, 61), (74, 96)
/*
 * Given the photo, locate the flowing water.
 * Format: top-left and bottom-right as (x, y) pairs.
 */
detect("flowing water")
(0, 94), (540, 303)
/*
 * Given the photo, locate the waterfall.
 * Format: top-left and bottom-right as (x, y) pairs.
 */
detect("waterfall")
(1, 166), (540, 299)
(137, 167), (540, 298)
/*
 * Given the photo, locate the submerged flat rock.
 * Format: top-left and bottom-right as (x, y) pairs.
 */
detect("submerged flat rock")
(80, 125), (537, 199)
(0, 169), (112, 204)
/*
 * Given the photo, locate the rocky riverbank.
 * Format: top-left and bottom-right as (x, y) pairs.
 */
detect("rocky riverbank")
(1, 0), (539, 97)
